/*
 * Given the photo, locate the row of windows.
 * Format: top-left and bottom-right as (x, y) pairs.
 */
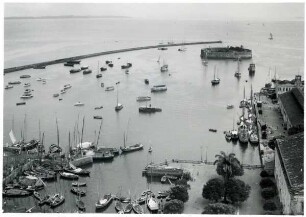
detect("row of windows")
(278, 87), (293, 92)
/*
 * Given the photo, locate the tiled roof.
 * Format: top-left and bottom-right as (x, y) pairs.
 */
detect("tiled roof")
(276, 133), (304, 195)
(279, 88), (304, 126)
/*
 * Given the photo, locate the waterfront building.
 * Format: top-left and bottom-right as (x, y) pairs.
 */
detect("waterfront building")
(276, 75), (304, 98)
(278, 88), (304, 130)
(274, 133), (304, 215)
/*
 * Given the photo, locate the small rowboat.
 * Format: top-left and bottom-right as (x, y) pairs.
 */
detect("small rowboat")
(71, 187), (86, 196)
(72, 182), (86, 187)
(133, 203), (144, 214)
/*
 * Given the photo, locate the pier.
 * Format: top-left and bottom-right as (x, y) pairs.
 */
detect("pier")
(171, 159), (262, 169)
(3, 40), (222, 74)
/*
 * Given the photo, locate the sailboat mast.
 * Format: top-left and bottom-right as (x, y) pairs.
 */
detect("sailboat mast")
(251, 84), (253, 108)
(97, 61), (99, 75)
(116, 82), (120, 106)
(81, 116), (85, 145)
(23, 114), (27, 141)
(38, 119), (41, 141)
(96, 119), (103, 148)
(56, 118), (60, 147)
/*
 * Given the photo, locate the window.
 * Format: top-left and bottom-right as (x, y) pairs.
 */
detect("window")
(301, 201), (304, 213)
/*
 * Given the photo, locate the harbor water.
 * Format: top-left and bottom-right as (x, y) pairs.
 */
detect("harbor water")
(3, 18), (304, 213)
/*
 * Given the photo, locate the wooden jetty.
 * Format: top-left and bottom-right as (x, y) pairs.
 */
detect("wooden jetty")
(4, 41), (222, 74)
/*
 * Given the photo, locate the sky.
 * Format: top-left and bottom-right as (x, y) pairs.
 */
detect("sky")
(4, 2), (305, 21)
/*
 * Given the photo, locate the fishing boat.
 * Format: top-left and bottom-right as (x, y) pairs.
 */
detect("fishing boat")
(209, 129), (217, 132)
(105, 86), (114, 91)
(227, 105), (234, 109)
(238, 124), (249, 144)
(4, 85), (13, 89)
(115, 81), (123, 111)
(83, 69), (92, 74)
(249, 133), (259, 144)
(71, 187), (86, 196)
(148, 146), (152, 153)
(133, 203), (144, 214)
(269, 33), (273, 40)
(211, 66), (220, 85)
(144, 79), (149, 84)
(59, 172), (79, 180)
(234, 58), (241, 78)
(20, 75), (31, 78)
(225, 131), (232, 141)
(64, 84), (72, 89)
(49, 194), (65, 208)
(115, 200), (124, 212)
(136, 196), (146, 205)
(151, 85), (167, 92)
(24, 83), (31, 87)
(20, 93), (33, 99)
(139, 106), (162, 113)
(93, 116), (103, 120)
(81, 66), (89, 70)
(124, 203), (133, 213)
(72, 182), (87, 187)
(147, 195), (159, 212)
(248, 63), (255, 74)
(64, 62), (75, 67)
(95, 106), (103, 110)
(136, 96), (151, 102)
(108, 63), (114, 67)
(74, 102), (85, 106)
(60, 89), (66, 94)
(161, 175), (167, 183)
(70, 68), (81, 73)
(64, 167), (90, 176)
(121, 143), (144, 153)
(3, 188), (32, 197)
(96, 61), (102, 78)
(76, 198), (86, 211)
(160, 63), (168, 72)
(100, 67), (107, 72)
(96, 194), (113, 209)
(16, 102), (26, 106)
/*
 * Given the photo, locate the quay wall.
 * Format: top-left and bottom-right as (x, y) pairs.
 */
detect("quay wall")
(200, 48), (252, 59)
(4, 41), (222, 74)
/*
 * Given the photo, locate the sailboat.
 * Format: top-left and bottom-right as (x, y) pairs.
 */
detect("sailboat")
(178, 41), (186, 52)
(115, 82), (123, 111)
(238, 94), (249, 144)
(157, 55), (160, 63)
(96, 61), (102, 78)
(269, 33), (273, 40)
(231, 117), (239, 140)
(271, 66), (278, 82)
(265, 67), (273, 88)
(120, 119), (144, 153)
(211, 65), (220, 85)
(75, 184), (86, 211)
(160, 59), (168, 72)
(234, 58), (241, 78)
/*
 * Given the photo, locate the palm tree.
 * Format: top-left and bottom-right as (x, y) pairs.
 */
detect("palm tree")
(214, 151), (244, 202)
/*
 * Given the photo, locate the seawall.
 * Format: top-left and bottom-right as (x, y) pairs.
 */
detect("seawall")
(4, 41), (222, 74)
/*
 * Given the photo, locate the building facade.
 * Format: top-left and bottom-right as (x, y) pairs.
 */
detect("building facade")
(278, 88), (304, 130)
(276, 75), (304, 98)
(275, 133), (304, 215)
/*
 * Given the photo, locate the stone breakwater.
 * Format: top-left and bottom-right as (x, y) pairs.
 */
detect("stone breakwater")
(4, 41), (222, 74)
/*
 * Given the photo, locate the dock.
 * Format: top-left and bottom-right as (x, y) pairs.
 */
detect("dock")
(4, 41), (222, 73)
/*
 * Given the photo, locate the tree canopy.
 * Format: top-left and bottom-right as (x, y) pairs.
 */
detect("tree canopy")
(163, 199), (184, 214)
(214, 151), (244, 180)
(169, 185), (189, 203)
(225, 178), (251, 204)
(202, 178), (225, 202)
(202, 203), (236, 214)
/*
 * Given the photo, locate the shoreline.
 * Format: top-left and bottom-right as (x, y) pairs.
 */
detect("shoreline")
(3, 41), (222, 74)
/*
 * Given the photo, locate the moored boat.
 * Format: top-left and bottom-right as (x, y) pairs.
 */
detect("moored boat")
(238, 124), (249, 144)
(74, 102), (85, 106)
(144, 79), (149, 84)
(249, 133), (259, 144)
(16, 102), (26, 106)
(248, 63), (255, 74)
(53, 93), (59, 97)
(227, 104), (234, 109)
(20, 75), (31, 78)
(9, 81), (21, 85)
(124, 203), (133, 213)
(105, 86), (114, 91)
(3, 188), (32, 197)
(139, 106), (162, 113)
(49, 194), (65, 208)
(70, 68), (81, 73)
(20, 93), (33, 99)
(71, 187), (86, 196)
(100, 67), (107, 71)
(72, 182), (87, 187)
(136, 96), (151, 102)
(5, 85), (13, 89)
(81, 66), (89, 70)
(96, 194), (113, 209)
(225, 131), (232, 141)
(24, 83), (31, 87)
(67, 60), (81, 64)
(76, 198), (86, 211)
(59, 172), (79, 180)
(120, 143), (144, 153)
(93, 116), (103, 120)
(133, 203), (144, 214)
(147, 195), (159, 212)
(151, 85), (167, 92)
(64, 62), (75, 67)
(115, 200), (124, 212)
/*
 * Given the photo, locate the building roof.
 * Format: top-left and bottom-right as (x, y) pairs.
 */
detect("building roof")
(279, 88), (304, 126)
(276, 133), (304, 195)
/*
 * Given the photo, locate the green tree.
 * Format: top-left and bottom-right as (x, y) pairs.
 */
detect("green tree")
(226, 178), (251, 204)
(163, 199), (184, 214)
(169, 185), (189, 203)
(202, 203), (236, 214)
(214, 152), (244, 181)
(202, 178), (225, 202)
